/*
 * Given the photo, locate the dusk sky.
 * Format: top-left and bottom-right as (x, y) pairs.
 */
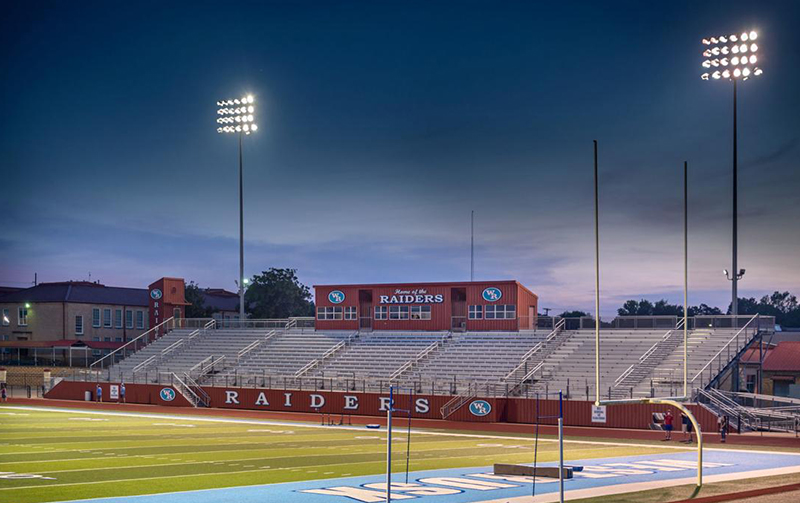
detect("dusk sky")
(2, 0), (799, 316)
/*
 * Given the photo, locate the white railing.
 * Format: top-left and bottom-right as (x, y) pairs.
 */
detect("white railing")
(160, 339), (185, 360)
(90, 317), (176, 370)
(503, 318), (565, 381)
(190, 355), (215, 374)
(132, 355), (157, 374)
(389, 341), (439, 381)
(237, 339), (263, 362)
(204, 319), (216, 331)
(172, 373), (209, 407)
(691, 314), (760, 385)
(441, 383), (479, 419)
(614, 364), (635, 387)
(294, 332), (357, 378)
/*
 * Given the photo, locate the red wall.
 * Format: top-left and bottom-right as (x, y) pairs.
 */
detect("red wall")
(46, 381), (718, 430)
(46, 381), (191, 407)
(314, 281), (538, 332)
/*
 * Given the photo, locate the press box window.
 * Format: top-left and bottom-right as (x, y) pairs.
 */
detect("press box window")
(92, 308), (101, 328)
(317, 307), (343, 320)
(410, 305), (431, 320)
(103, 309), (112, 328)
(486, 305), (516, 319)
(468, 305), (483, 320)
(389, 306), (410, 320)
(2, 309), (9, 326)
(75, 315), (84, 335)
(374, 306), (388, 320)
(125, 310), (133, 329)
(18, 307), (28, 326)
(114, 309), (123, 329)
(344, 307), (357, 320)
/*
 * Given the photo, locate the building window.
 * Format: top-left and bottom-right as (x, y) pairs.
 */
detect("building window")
(344, 307), (357, 320)
(116, 337), (123, 342)
(389, 306), (409, 320)
(75, 315), (84, 335)
(135, 310), (144, 329)
(92, 349), (102, 356)
(18, 307), (28, 326)
(104, 337), (111, 342)
(316, 307), (343, 320)
(114, 309), (122, 329)
(125, 310), (133, 329)
(2, 309), (9, 326)
(468, 305), (483, 320)
(93, 337), (100, 342)
(92, 308), (100, 328)
(374, 306), (388, 320)
(103, 309), (112, 328)
(486, 305), (516, 319)
(410, 305), (431, 320)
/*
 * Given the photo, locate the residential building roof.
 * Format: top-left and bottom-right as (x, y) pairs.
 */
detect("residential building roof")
(0, 281), (149, 306)
(762, 342), (800, 372)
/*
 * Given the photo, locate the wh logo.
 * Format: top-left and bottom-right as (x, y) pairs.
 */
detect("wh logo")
(160, 388), (176, 401)
(150, 288), (163, 300)
(482, 288), (502, 302)
(328, 290), (345, 304)
(469, 400), (492, 416)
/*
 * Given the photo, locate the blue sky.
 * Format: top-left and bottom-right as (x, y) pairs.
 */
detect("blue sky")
(1, 0), (799, 316)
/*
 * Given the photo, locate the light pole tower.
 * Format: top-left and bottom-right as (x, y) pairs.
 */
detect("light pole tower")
(700, 30), (762, 317)
(216, 94), (257, 325)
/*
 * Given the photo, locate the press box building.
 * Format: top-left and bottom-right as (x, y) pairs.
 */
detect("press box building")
(314, 281), (538, 332)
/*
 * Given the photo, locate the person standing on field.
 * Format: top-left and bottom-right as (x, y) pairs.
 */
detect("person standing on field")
(1, 385), (7, 402)
(120, 383), (126, 404)
(718, 415), (728, 443)
(663, 410), (673, 441)
(96, 384), (102, 403)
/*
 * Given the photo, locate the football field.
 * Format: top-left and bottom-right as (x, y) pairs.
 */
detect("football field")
(2, 404), (799, 503)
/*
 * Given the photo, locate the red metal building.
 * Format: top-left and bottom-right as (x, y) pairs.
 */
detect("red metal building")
(314, 281), (538, 332)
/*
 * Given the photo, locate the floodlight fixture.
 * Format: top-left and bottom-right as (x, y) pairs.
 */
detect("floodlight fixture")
(700, 30), (762, 81)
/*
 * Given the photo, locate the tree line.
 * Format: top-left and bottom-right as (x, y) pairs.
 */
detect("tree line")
(559, 291), (799, 327)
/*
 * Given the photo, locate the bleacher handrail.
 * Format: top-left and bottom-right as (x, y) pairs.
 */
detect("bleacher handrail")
(388, 341), (440, 381)
(237, 338), (264, 362)
(691, 314), (760, 383)
(160, 339), (185, 360)
(90, 317), (175, 369)
(503, 319), (565, 381)
(132, 355), (157, 373)
(293, 331), (357, 378)
(440, 383), (479, 418)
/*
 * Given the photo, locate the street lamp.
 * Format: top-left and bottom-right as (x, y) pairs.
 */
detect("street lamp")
(216, 94), (258, 325)
(700, 30), (762, 317)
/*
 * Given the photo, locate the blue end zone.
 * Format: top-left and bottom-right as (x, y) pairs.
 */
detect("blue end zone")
(77, 450), (800, 503)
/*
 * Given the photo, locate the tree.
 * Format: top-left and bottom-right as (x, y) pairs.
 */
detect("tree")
(244, 268), (315, 319)
(727, 291), (800, 327)
(687, 303), (722, 316)
(559, 310), (589, 318)
(184, 281), (219, 318)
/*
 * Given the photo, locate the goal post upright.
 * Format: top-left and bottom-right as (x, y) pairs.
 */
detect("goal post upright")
(594, 155), (701, 489)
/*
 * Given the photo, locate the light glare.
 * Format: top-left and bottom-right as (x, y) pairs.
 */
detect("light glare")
(749, 31), (757, 40)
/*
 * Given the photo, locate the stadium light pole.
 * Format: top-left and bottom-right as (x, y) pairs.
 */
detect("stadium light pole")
(593, 140), (600, 406)
(216, 94), (258, 325)
(700, 30), (762, 318)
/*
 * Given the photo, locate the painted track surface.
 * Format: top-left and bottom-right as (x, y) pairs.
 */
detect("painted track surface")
(76, 450), (800, 503)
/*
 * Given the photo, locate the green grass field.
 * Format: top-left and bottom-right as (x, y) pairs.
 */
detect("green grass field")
(0, 404), (696, 503)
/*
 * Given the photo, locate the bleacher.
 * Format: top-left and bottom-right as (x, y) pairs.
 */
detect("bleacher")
(311, 332), (448, 379)
(402, 330), (553, 386)
(101, 318), (763, 400)
(230, 329), (349, 376)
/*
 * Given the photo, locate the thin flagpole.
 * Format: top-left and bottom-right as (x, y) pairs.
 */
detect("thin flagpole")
(684, 161), (688, 398)
(470, 210), (474, 281)
(593, 140), (600, 405)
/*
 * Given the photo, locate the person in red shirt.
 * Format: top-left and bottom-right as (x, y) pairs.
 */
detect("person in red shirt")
(663, 410), (674, 441)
